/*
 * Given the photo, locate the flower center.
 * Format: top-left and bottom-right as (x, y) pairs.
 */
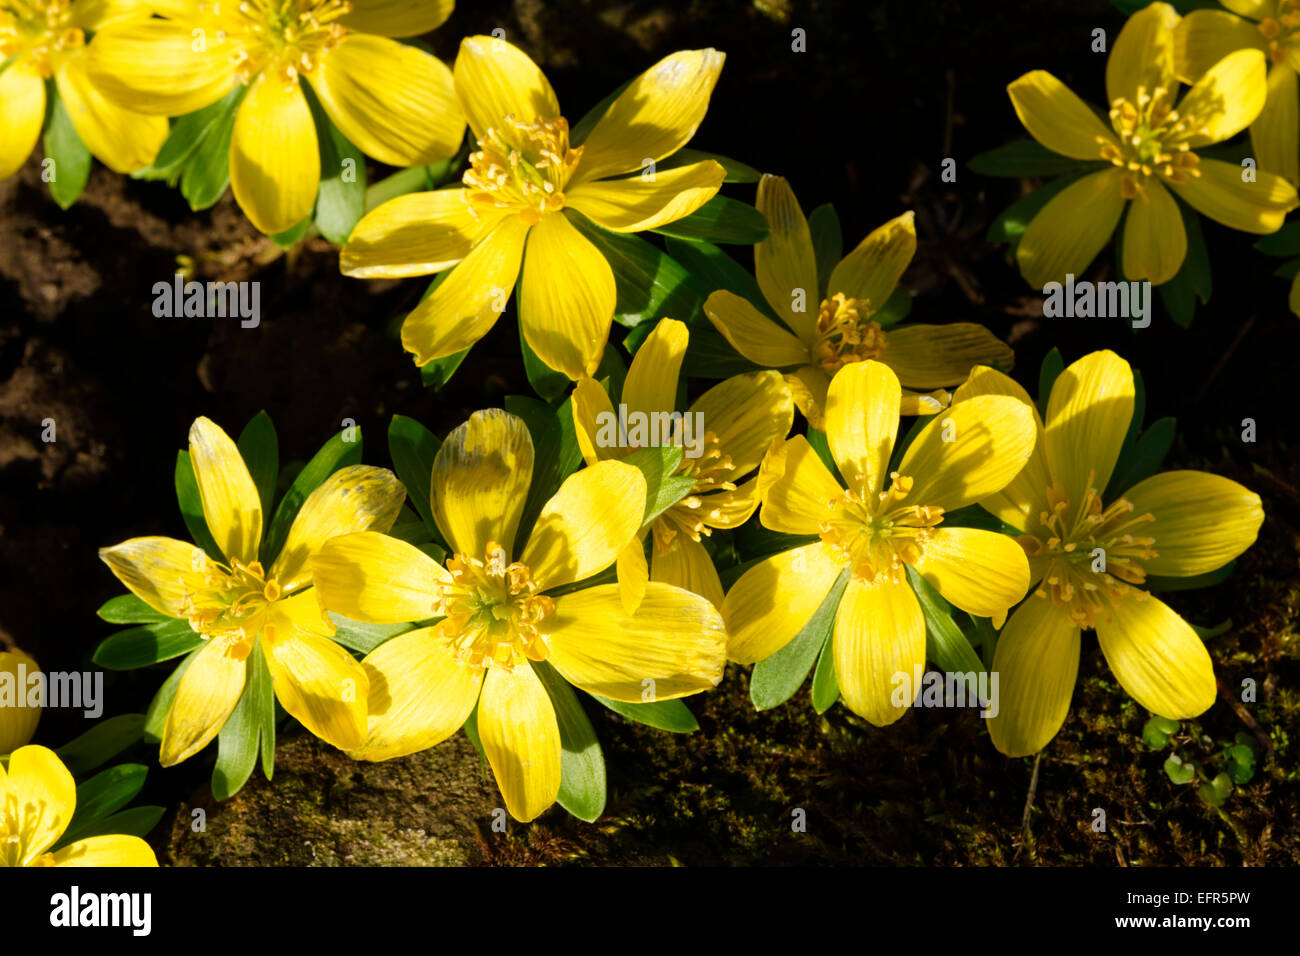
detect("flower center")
(0, 788), (59, 867)
(813, 294), (887, 374)
(818, 473), (944, 583)
(434, 542), (554, 670)
(463, 116), (582, 226)
(1017, 477), (1157, 628)
(0, 0), (83, 78)
(1258, 5), (1300, 64)
(178, 554), (282, 655)
(202, 0), (351, 84)
(1100, 85), (1205, 198)
(652, 432), (735, 552)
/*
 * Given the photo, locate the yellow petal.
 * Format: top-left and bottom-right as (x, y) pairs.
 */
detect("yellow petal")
(616, 536), (649, 613)
(262, 629), (368, 752)
(521, 460), (646, 590)
(189, 416), (263, 565)
(86, 18), (234, 116)
(71, 0), (158, 31)
(686, 369), (793, 476)
(1096, 593), (1216, 718)
(755, 174), (821, 341)
(432, 408), (535, 558)
(478, 664), (561, 822)
(1121, 178), (1187, 284)
(547, 582), (726, 700)
(986, 597), (1080, 757)
(1007, 70), (1118, 160)
(623, 317), (687, 420)
(230, 74), (319, 235)
(0, 746), (75, 862)
(1253, 63), (1299, 187)
(722, 543), (844, 664)
(881, 322), (1015, 390)
(1016, 167), (1126, 288)
(351, 625), (483, 761)
(98, 536), (212, 619)
(342, 0), (454, 37)
(825, 360), (899, 499)
(697, 473), (766, 530)
(0, 650), (41, 752)
(55, 53), (167, 174)
(401, 217), (530, 365)
(0, 61), (45, 181)
(265, 588), (337, 639)
(1178, 49), (1266, 148)
(899, 395), (1037, 513)
(650, 533), (725, 608)
(520, 212), (616, 380)
(703, 289), (808, 367)
(827, 211), (917, 313)
(899, 388), (951, 417)
(160, 636), (247, 766)
(1042, 349), (1134, 505)
(309, 33), (463, 167)
(1107, 1), (1180, 107)
(453, 35), (559, 141)
(759, 434), (842, 535)
(1122, 470), (1264, 576)
(573, 48), (725, 184)
(910, 527), (1030, 618)
(270, 464), (406, 592)
(1221, 0), (1270, 17)
(1174, 9), (1266, 83)
(832, 575), (925, 727)
(784, 364), (831, 430)
(571, 374), (619, 465)
(49, 834), (159, 867)
(1170, 157), (1298, 233)
(566, 161), (724, 232)
(311, 531), (447, 623)
(341, 188), (484, 278)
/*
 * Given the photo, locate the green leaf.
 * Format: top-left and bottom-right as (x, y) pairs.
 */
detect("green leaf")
(306, 85), (367, 244)
(505, 394), (583, 550)
(1142, 715), (1180, 749)
(56, 714), (146, 777)
(623, 445), (697, 525)
(180, 86), (246, 211)
(328, 613), (414, 654)
(988, 174), (1086, 247)
(94, 619), (204, 671)
(68, 764), (147, 828)
(808, 203), (842, 295)
(805, 428), (838, 478)
(1198, 771), (1234, 806)
(519, 320), (570, 403)
(1108, 416), (1176, 496)
(653, 195), (769, 245)
(1037, 347), (1065, 419)
(750, 570), (849, 710)
(1147, 562), (1236, 593)
(664, 237), (770, 315)
(270, 217), (311, 248)
(96, 593), (170, 625)
(237, 410), (279, 530)
(660, 148), (761, 183)
(262, 428), (364, 566)
(175, 450), (224, 562)
(144, 649), (199, 743)
(1157, 201), (1210, 328)
(1225, 743), (1256, 784)
(1190, 618), (1233, 641)
(677, 324), (766, 379)
(420, 347), (470, 390)
(388, 414), (442, 530)
(534, 661), (606, 822)
(134, 86), (245, 183)
(43, 89), (92, 209)
(875, 288), (913, 328)
(591, 694), (698, 732)
(1273, 259), (1300, 280)
(1164, 753), (1197, 785)
(213, 638), (273, 799)
(1254, 221), (1300, 257)
(969, 140), (1107, 178)
(810, 626), (839, 713)
(63, 805), (165, 844)
(906, 566), (985, 675)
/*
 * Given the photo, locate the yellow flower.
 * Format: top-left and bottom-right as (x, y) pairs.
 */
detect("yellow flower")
(87, 0), (466, 234)
(723, 360), (1036, 725)
(0, 0), (168, 180)
(704, 175), (1013, 429)
(0, 648), (41, 753)
(571, 317), (794, 609)
(99, 416), (405, 766)
(1, 745), (157, 866)
(1010, 1), (1298, 287)
(1175, 0), (1300, 185)
(340, 36), (727, 380)
(310, 409), (727, 822)
(961, 352), (1265, 756)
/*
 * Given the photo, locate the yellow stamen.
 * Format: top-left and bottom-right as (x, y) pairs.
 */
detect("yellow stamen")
(434, 541), (554, 670)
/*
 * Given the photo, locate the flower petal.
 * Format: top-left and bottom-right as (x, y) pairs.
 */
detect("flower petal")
(520, 212), (617, 380)
(755, 174), (821, 341)
(270, 465), (405, 592)
(0, 650), (40, 753)
(431, 408), (534, 559)
(722, 543), (844, 664)
(160, 637), (247, 766)
(1121, 470), (1264, 576)
(309, 33), (463, 167)
(832, 576), (925, 727)
(571, 374), (619, 465)
(547, 582), (726, 700)
(86, 18), (234, 116)
(49, 834), (159, 867)
(521, 461), (646, 590)
(827, 211), (917, 312)
(1, 745), (75, 862)
(651, 534), (725, 609)
(573, 48), (725, 183)
(759, 435), (843, 535)
(686, 369), (793, 476)
(1177, 48), (1266, 148)
(311, 531), (447, 623)
(1107, 1), (1180, 107)
(189, 416), (263, 566)
(454, 35), (559, 142)
(1096, 593), (1216, 718)
(1121, 178), (1187, 284)
(262, 629), (368, 752)
(1007, 70), (1118, 160)
(1254, 63), (1299, 187)
(882, 322), (1014, 391)
(623, 317), (687, 420)
(1016, 167), (1126, 288)
(825, 360), (899, 499)
(98, 536), (213, 619)
(0, 62), (45, 181)
(1170, 156), (1298, 233)
(1042, 349), (1134, 505)
(910, 527), (1030, 618)
(477, 664), (561, 822)
(566, 160), (724, 232)
(986, 597), (1081, 756)
(55, 53), (167, 174)
(351, 625), (483, 761)
(230, 75), (320, 235)
(341, 188), (483, 278)
(1174, 9), (1266, 83)
(784, 365), (831, 430)
(342, 0), (454, 37)
(616, 536), (649, 613)
(703, 289), (808, 367)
